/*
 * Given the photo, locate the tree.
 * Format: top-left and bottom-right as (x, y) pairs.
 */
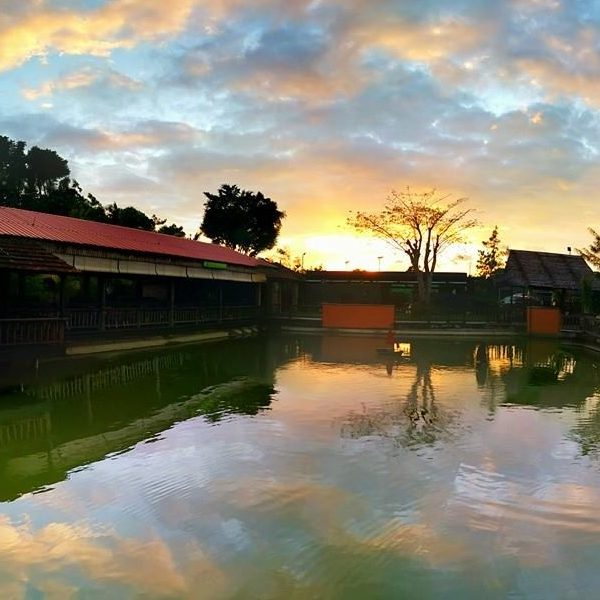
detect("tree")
(158, 223), (186, 237)
(0, 135), (187, 235)
(269, 246), (303, 271)
(199, 184), (285, 256)
(39, 179), (108, 222)
(0, 136), (28, 202)
(348, 187), (476, 305)
(578, 228), (600, 269)
(106, 203), (156, 231)
(26, 146), (70, 196)
(476, 225), (505, 278)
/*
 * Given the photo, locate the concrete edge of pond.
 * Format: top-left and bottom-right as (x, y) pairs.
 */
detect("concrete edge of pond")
(65, 327), (258, 356)
(279, 325), (523, 338)
(59, 324), (599, 358)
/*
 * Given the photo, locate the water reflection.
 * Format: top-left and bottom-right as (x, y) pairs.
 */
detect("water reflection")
(1, 334), (600, 597)
(340, 349), (457, 449)
(321, 335), (600, 456)
(480, 341), (598, 410)
(0, 338), (290, 501)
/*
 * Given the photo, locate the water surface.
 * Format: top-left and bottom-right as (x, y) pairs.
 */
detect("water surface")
(1, 334), (600, 598)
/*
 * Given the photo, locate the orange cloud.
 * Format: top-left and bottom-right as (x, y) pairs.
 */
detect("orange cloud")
(351, 16), (491, 63)
(0, 515), (230, 598)
(0, 0), (198, 71)
(22, 67), (143, 100)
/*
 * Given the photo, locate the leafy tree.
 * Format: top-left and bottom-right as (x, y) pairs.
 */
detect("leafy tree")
(0, 136), (28, 202)
(158, 223), (186, 237)
(0, 134), (186, 235)
(199, 184), (285, 256)
(105, 203), (156, 231)
(39, 179), (107, 222)
(348, 187), (476, 305)
(26, 146), (70, 196)
(578, 228), (600, 269)
(476, 225), (505, 278)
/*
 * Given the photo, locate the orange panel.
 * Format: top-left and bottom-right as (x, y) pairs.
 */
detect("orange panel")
(322, 303), (395, 329)
(527, 307), (562, 335)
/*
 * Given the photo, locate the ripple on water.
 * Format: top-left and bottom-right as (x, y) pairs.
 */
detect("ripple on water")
(451, 463), (600, 538)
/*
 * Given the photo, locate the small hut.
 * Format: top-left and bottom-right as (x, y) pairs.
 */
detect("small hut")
(499, 250), (599, 311)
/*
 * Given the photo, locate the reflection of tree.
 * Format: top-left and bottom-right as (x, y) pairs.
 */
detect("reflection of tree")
(474, 343), (489, 388)
(195, 378), (276, 423)
(340, 357), (456, 449)
(570, 397), (600, 458)
(402, 359), (441, 446)
(502, 350), (595, 409)
(0, 338), (284, 501)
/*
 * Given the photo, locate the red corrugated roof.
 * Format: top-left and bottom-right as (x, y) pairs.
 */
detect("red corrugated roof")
(0, 207), (259, 268)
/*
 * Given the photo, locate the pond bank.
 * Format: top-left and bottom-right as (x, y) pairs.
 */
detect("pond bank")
(65, 325), (260, 356)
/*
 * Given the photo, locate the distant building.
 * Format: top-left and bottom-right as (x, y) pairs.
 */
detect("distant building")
(301, 270), (467, 309)
(499, 249), (599, 308)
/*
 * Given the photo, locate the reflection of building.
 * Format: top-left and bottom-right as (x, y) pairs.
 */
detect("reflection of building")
(0, 337), (289, 501)
(481, 341), (598, 409)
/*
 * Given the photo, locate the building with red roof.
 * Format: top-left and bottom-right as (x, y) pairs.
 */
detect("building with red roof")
(0, 207), (268, 345)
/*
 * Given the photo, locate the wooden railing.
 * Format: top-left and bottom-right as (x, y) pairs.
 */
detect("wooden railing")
(67, 305), (260, 331)
(0, 318), (66, 346)
(271, 305), (528, 327)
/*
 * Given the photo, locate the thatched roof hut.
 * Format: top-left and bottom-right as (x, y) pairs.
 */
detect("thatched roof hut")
(501, 250), (599, 291)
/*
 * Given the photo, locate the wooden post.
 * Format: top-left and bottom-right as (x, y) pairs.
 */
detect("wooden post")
(58, 274), (67, 318)
(169, 279), (175, 327)
(17, 272), (26, 311)
(218, 283), (223, 323)
(0, 270), (9, 315)
(99, 276), (107, 331)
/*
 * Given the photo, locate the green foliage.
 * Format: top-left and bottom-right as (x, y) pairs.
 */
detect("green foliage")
(157, 223), (186, 237)
(26, 146), (70, 196)
(0, 134), (186, 235)
(476, 225), (505, 278)
(200, 184), (285, 256)
(106, 203), (155, 231)
(0, 136), (28, 200)
(578, 228), (600, 269)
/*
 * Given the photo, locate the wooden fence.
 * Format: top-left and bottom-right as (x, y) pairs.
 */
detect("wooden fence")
(67, 305), (259, 331)
(0, 318), (66, 346)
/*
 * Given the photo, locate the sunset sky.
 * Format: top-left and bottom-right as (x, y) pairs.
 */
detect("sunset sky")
(2, 0), (600, 271)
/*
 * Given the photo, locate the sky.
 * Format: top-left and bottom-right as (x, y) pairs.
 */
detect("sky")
(1, 0), (600, 271)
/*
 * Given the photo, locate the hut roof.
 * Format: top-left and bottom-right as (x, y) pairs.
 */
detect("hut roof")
(502, 249), (597, 290)
(0, 237), (75, 273)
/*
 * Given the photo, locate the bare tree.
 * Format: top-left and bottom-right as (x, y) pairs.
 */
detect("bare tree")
(348, 187), (476, 305)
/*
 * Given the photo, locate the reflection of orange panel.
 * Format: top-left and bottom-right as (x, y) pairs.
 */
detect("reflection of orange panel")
(321, 335), (386, 362)
(527, 307), (562, 335)
(322, 303), (395, 329)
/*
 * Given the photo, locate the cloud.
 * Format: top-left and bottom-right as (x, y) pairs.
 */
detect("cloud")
(22, 66), (143, 100)
(3, 0), (600, 267)
(0, 0), (198, 71)
(0, 516), (201, 597)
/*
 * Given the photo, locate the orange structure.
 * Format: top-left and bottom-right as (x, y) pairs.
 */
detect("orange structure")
(527, 307), (562, 336)
(322, 303), (395, 330)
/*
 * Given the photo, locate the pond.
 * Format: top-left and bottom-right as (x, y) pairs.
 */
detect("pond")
(1, 333), (600, 598)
